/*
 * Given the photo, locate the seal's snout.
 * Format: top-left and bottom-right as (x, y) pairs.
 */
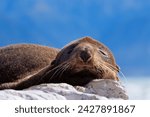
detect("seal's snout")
(80, 50), (92, 63)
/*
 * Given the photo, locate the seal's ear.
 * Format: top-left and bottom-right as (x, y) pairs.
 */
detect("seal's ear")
(51, 60), (56, 65)
(116, 65), (120, 72)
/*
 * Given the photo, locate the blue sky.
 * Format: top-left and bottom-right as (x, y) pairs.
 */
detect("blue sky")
(0, 0), (150, 77)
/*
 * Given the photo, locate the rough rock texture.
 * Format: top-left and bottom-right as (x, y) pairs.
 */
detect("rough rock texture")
(0, 79), (128, 100)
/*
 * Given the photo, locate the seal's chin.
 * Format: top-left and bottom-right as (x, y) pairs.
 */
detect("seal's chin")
(73, 70), (98, 78)
(64, 69), (100, 86)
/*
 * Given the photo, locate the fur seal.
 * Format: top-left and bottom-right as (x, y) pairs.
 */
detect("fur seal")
(0, 37), (119, 90)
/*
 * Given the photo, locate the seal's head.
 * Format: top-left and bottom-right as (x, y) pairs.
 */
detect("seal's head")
(50, 37), (119, 86)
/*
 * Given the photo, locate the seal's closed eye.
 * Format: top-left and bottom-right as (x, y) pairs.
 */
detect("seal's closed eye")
(99, 48), (108, 57)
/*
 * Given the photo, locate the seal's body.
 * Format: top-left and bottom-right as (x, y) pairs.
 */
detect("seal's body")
(0, 44), (59, 83)
(0, 37), (119, 90)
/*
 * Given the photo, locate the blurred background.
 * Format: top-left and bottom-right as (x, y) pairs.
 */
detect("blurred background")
(0, 0), (150, 99)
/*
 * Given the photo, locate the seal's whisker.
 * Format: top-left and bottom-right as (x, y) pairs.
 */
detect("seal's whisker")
(59, 63), (71, 79)
(48, 62), (70, 81)
(104, 63), (119, 72)
(37, 63), (67, 82)
(104, 63), (128, 81)
(118, 70), (128, 85)
(60, 62), (71, 76)
(43, 62), (67, 77)
(97, 62), (110, 71)
(56, 63), (69, 77)
(49, 65), (66, 80)
(50, 62), (67, 71)
(103, 62), (128, 83)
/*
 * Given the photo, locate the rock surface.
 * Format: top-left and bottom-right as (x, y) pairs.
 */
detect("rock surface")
(0, 79), (128, 100)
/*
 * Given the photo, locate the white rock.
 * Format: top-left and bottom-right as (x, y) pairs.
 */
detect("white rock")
(0, 79), (128, 100)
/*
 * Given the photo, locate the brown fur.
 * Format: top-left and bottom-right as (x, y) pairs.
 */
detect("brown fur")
(0, 44), (59, 83)
(0, 37), (119, 90)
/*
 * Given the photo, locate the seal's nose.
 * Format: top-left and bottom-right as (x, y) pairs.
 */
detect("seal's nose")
(80, 50), (91, 63)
